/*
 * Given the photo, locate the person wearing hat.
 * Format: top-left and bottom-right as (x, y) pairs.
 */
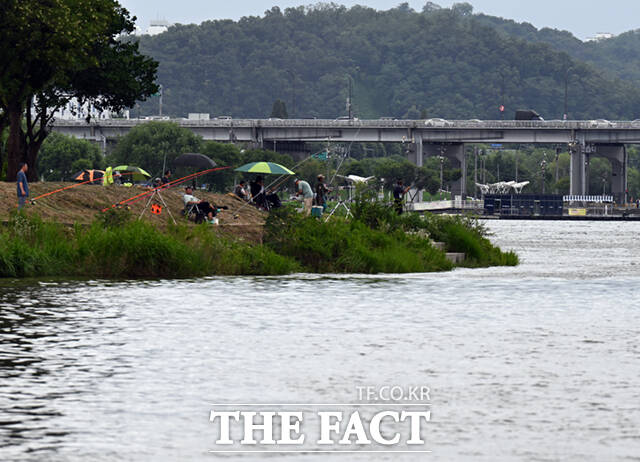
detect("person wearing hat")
(183, 185), (227, 224)
(315, 174), (330, 211)
(295, 178), (314, 216)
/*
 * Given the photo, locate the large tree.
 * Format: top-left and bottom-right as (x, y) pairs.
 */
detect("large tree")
(107, 122), (203, 178)
(0, 0), (158, 181)
(37, 132), (104, 181)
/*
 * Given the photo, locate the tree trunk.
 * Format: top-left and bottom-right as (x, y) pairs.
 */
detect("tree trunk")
(0, 118), (6, 181)
(26, 140), (42, 181)
(6, 102), (26, 182)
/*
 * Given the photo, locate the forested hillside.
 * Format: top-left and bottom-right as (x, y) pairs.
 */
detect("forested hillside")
(473, 13), (640, 83)
(135, 2), (640, 120)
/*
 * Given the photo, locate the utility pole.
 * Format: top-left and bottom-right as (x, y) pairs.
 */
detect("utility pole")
(540, 153), (547, 194)
(554, 147), (561, 193)
(158, 84), (163, 117)
(439, 156), (444, 195)
(500, 73), (505, 120)
(286, 69), (295, 118)
(563, 68), (571, 120)
(346, 75), (353, 119)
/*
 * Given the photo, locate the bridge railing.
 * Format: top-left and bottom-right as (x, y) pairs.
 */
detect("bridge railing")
(51, 118), (640, 131)
(563, 195), (614, 203)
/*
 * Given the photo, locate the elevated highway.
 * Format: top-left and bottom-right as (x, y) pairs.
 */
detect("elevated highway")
(52, 118), (640, 202)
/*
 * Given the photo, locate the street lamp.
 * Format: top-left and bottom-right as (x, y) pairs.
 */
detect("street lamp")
(563, 67), (573, 121)
(438, 156), (445, 196)
(345, 74), (354, 119)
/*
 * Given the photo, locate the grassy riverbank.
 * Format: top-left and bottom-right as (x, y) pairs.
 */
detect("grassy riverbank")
(0, 202), (517, 278)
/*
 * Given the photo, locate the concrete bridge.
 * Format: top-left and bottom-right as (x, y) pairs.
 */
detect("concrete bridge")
(52, 118), (640, 203)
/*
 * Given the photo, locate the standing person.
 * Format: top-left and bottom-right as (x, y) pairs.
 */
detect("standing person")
(315, 174), (330, 211)
(16, 163), (29, 210)
(103, 166), (114, 186)
(295, 178), (314, 216)
(393, 179), (410, 215)
(161, 170), (171, 187)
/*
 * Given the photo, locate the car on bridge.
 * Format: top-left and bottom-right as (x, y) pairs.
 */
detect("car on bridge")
(424, 118), (452, 127)
(589, 119), (616, 127)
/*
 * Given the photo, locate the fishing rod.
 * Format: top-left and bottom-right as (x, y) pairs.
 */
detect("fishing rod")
(121, 167), (231, 208)
(101, 167), (230, 212)
(230, 155), (316, 219)
(101, 167), (221, 211)
(30, 171), (140, 204)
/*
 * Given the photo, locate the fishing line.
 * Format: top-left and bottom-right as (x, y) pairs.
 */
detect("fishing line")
(328, 122), (362, 187)
(30, 171), (139, 203)
(101, 167), (230, 212)
(230, 154), (315, 219)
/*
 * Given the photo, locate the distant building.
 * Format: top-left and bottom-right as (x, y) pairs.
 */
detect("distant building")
(188, 113), (210, 120)
(33, 97), (130, 121)
(146, 19), (171, 36)
(585, 32), (615, 42)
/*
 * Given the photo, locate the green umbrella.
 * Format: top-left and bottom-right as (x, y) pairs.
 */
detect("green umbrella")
(112, 165), (151, 182)
(234, 161), (295, 175)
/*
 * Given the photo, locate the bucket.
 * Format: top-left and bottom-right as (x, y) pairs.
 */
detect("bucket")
(311, 206), (323, 217)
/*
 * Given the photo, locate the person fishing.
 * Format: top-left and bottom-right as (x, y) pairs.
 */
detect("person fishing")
(234, 180), (249, 201)
(393, 178), (410, 215)
(183, 185), (228, 224)
(295, 178), (314, 216)
(16, 163), (29, 210)
(315, 174), (330, 211)
(161, 170), (171, 187)
(249, 176), (268, 210)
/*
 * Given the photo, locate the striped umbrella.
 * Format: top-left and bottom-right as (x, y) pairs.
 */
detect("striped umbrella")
(234, 162), (294, 175)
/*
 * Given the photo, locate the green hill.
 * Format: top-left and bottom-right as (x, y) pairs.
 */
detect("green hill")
(473, 12), (640, 83)
(134, 3), (640, 120)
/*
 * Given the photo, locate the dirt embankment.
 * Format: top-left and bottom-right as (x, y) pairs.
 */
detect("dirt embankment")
(1, 182), (266, 242)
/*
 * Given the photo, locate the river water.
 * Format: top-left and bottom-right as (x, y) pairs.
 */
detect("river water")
(1, 220), (639, 461)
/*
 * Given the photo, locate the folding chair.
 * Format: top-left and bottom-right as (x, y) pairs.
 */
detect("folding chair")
(183, 202), (205, 223)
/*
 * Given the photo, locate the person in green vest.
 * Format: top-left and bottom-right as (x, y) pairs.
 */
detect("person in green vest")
(103, 166), (114, 186)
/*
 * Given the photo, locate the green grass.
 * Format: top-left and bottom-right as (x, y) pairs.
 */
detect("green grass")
(264, 208), (452, 273)
(0, 201), (517, 279)
(0, 211), (299, 278)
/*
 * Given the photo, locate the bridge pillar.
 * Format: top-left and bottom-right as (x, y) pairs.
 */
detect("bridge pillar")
(415, 133), (423, 168)
(406, 133), (423, 167)
(423, 143), (467, 198)
(569, 144), (587, 196)
(596, 144), (627, 203)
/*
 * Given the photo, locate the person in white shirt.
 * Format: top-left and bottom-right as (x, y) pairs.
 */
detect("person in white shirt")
(234, 180), (249, 201)
(183, 186), (227, 224)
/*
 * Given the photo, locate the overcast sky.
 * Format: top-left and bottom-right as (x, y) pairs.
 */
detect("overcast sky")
(118, 0), (639, 40)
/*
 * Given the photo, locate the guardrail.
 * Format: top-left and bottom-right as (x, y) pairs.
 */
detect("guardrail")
(563, 195), (614, 203)
(51, 118), (640, 131)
